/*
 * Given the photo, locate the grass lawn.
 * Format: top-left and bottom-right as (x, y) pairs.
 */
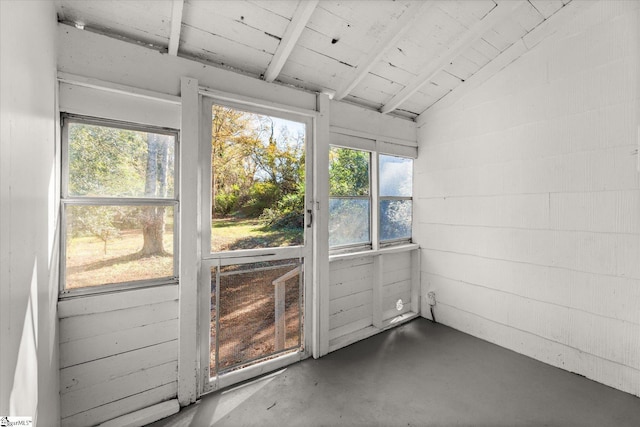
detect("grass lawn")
(65, 217), (301, 289)
(212, 217), (303, 252)
(66, 229), (174, 289)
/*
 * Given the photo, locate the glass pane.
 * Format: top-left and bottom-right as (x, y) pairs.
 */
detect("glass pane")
(329, 198), (370, 247)
(65, 204), (175, 289)
(210, 105), (305, 252)
(379, 155), (412, 197)
(67, 122), (175, 198)
(380, 199), (412, 241)
(211, 259), (303, 373)
(329, 147), (370, 196)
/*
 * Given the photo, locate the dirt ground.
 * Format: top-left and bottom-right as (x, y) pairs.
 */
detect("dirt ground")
(210, 263), (302, 373)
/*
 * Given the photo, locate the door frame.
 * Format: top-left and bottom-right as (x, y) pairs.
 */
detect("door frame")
(197, 91), (318, 395)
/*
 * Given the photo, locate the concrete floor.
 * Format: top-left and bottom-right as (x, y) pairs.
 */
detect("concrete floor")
(151, 318), (640, 426)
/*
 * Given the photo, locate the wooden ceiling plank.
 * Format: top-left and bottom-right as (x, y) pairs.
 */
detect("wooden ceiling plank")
(168, 0), (184, 56)
(334, 1), (435, 101)
(529, 0), (565, 20)
(264, 0), (319, 83)
(183, 4), (280, 54)
(196, 1), (290, 38)
(380, 0), (524, 114)
(416, 0), (595, 124)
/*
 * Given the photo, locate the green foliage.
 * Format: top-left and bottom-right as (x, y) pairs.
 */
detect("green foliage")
(329, 147), (370, 196)
(211, 106), (306, 233)
(68, 124), (149, 197)
(70, 206), (122, 254)
(260, 181), (305, 229)
(67, 123), (175, 257)
(242, 181), (280, 217)
(214, 185), (240, 216)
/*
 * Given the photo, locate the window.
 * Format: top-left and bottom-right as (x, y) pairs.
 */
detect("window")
(328, 147), (371, 248)
(60, 115), (179, 294)
(329, 147), (413, 251)
(379, 154), (413, 243)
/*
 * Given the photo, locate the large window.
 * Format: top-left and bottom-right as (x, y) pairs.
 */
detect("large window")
(60, 115), (179, 294)
(329, 147), (412, 251)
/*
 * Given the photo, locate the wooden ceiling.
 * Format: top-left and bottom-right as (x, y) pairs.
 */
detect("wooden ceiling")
(56, 0), (578, 120)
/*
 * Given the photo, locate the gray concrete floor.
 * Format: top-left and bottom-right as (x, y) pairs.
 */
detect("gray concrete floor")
(151, 318), (640, 426)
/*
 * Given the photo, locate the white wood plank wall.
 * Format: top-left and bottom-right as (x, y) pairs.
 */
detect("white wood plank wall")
(415, 0), (640, 397)
(58, 285), (179, 426)
(328, 249), (419, 352)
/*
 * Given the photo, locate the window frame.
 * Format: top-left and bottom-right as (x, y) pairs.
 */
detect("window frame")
(328, 145), (413, 254)
(328, 146), (373, 252)
(378, 153), (413, 247)
(59, 113), (180, 297)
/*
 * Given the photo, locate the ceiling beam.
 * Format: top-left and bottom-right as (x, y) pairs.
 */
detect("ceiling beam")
(380, 0), (524, 114)
(264, 0), (319, 83)
(168, 0), (184, 56)
(334, 1), (435, 101)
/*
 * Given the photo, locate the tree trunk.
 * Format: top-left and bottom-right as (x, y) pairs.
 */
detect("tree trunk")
(141, 134), (168, 256)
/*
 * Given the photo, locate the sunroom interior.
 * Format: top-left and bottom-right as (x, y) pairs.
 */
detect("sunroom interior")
(1, 0), (639, 426)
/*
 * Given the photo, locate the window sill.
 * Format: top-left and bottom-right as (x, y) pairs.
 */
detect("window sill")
(329, 243), (419, 263)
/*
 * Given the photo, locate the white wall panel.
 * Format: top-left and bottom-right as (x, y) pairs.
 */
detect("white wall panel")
(328, 249), (419, 351)
(0, 1), (60, 421)
(59, 285), (179, 426)
(415, 0), (640, 397)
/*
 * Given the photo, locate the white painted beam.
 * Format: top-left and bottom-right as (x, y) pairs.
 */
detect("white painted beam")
(168, 0), (184, 56)
(380, 0), (524, 114)
(177, 76), (199, 407)
(314, 93), (331, 358)
(334, 1), (435, 101)
(264, 0), (318, 83)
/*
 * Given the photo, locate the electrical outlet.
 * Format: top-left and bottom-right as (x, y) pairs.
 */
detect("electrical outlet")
(427, 291), (436, 306)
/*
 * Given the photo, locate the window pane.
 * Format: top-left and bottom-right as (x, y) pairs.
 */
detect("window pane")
(379, 155), (412, 197)
(329, 198), (370, 247)
(210, 105), (305, 252)
(329, 147), (370, 196)
(68, 122), (175, 198)
(380, 200), (412, 241)
(65, 204), (175, 289)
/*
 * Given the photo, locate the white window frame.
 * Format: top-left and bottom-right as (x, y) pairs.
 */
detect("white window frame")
(59, 113), (180, 297)
(328, 136), (414, 255)
(378, 153), (413, 248)
(328, 146), (373, 253)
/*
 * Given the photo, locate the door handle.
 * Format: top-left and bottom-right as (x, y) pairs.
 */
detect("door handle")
(306, 209), (313, 228)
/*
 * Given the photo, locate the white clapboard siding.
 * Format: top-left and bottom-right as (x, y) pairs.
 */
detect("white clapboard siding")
(381, 251), (413, 320)
(328, 248), (420, 350)
(415, 0), (640, 397)
(60, 340), (178, 394)
(330, 290), (373, 316)
(60, 318), (178, 369)
(58, 285), (178, 318)
(59, 300), (178, 343)
(61, 361), (178, 418)
(328, 317), (373, 341)
(329, 300), (372, 331)
(59, 285), (180, 426)
(329, 256), (374, 335)
(61, 382), (177, 427)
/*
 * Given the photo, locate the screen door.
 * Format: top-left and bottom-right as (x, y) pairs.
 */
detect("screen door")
(199, 97), (313, 393)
